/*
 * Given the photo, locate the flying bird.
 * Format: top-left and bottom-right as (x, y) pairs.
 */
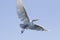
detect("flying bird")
(16, 0), (48, 34)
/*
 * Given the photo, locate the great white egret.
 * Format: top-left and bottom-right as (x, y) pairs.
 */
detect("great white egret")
(16, 0), (48, 34)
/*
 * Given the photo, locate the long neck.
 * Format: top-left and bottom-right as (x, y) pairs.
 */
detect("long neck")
(31, 20), (35, 25)
(29, 21), (34, 26)
(32, 20), (37, 23)
(31, 19), (38, 25)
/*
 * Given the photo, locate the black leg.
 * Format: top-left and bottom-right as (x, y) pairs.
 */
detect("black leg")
(21, 29), (25, 34)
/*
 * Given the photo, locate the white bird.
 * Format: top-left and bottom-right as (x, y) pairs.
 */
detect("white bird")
(16, 0), (48, 34)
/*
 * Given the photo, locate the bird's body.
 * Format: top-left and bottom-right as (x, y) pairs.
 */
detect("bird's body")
(16, 0), (47, 34)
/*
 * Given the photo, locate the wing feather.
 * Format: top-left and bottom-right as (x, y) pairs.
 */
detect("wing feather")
(29, 24), (47, 31)
(16, 0), (30, 24)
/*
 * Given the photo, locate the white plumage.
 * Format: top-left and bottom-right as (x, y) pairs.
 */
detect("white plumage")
(16, 0), (48, 34)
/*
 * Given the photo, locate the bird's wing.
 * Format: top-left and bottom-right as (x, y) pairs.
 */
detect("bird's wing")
(30, 24), (47, 31)
(16, 0), (30, 24)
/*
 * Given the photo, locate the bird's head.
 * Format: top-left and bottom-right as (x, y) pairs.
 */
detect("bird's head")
(32, 19), (39, 23)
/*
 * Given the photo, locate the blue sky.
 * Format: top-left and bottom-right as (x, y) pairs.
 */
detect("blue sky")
(0, 0), (60, 40)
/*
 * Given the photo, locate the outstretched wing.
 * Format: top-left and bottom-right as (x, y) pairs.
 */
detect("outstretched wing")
(16, 0), (30, 24)
(29, 24), (47, 31)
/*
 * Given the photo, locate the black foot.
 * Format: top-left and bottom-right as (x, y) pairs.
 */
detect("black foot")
(21, 30), (24, 34)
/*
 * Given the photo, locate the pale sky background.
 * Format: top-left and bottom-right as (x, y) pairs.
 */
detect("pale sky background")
(0, 0), (60, 40)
